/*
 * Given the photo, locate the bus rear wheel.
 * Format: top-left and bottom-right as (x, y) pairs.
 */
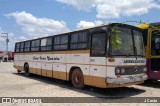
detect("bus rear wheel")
(24, 64), (31, 77)
(71, 68), (84, 89)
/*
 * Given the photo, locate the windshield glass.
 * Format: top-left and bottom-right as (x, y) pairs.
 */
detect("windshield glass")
(133, 30), (145, 56)
(110, 26), (144, 56)
(151, 30), (160, 55)
(110, 27), (134, 55)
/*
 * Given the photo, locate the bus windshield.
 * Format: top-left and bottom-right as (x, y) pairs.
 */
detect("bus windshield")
(151, 30), (160, 55)
(110, 27), (144, 56)
(133, 30), (145, 56)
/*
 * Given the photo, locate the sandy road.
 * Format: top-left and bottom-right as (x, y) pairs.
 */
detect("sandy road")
(0, 62), (159, 106)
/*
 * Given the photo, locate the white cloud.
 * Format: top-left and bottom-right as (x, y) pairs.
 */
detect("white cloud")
(57, 0), (160, 19)
(77, 20), (103, 29)
(0, 27), (26, 51)
(5, 11), (69, 38)
(57, 0), (96, 10)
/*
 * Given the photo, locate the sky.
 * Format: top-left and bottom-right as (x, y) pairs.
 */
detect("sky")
(0, 0), (160, 51)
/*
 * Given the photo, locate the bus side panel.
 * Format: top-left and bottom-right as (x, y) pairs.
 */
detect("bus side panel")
(31, 62), (42, 75)
(52, 53), (67, 80)
(89, 57), (107, 88)
(106, 67), (116, 78)
(66, 64), (90, 84)
(36, 62), (42, 75)
(26, 53), (33, 74)
(14, 53), (23, 71)
(29, 53), (39, 74)
(42, 63), (52, 78)
(53, 64), (67, 80)
(39, 54), (53, 77)
(67, 52), (90, 83)
(19, 54), (24, 71)
(89, 66), (107, 88)
(69, 53), (89, 64)
(30, 62), (37, 74)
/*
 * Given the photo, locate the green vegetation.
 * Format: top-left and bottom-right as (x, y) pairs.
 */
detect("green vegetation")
(111, 28), (122, 50)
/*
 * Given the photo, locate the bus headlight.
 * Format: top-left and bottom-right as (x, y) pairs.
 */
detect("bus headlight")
(143, 67), (147, 73)
(115, 68), (121, 75)
(121, 68), (125, 74)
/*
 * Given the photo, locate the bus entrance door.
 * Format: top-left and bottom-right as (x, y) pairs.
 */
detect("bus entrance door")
(148, 58), (160, 80)
(149, 31), (160, 80)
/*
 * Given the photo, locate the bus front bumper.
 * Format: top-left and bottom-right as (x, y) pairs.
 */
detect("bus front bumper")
(106, 74), (148, 84)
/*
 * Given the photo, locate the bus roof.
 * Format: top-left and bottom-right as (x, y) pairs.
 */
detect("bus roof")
(16, 23), (140, 43)
(137, 22), (160, 29)
(16, 23), (110, 43)
(137, 24), (149, 29)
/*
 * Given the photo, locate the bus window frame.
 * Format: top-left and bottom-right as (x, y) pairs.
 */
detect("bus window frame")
(24, 41), (31, 53)
(70, 30), (90, 50)
(40, 37), (53, 52)
(53, 34), (69, 51)
(20, 42), (24, 53)
(90, 30), (108, 57)
(15, 43), (20, 53)
(150, 29), (160, 57)
(108, 24), (144, 57)
(31, 39), (41, 52)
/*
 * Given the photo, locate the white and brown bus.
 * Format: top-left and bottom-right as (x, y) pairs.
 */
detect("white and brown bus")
(14, 23), (147, 89)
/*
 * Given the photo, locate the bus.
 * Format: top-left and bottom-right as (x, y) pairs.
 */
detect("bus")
(14, 23), (147, 89)
(137, 22), (160, 81)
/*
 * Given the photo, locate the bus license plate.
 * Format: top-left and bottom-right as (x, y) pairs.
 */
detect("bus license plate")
(130, 76), (143, 82)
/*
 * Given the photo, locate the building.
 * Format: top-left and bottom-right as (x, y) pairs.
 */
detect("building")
(0, 51), (14, 61)
(0, 51), (3, 59)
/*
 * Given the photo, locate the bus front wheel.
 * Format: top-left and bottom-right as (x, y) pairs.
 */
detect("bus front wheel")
(24, 64), (31, 77)
(17, 70), (21, 73)
(71, 68), (84, 89)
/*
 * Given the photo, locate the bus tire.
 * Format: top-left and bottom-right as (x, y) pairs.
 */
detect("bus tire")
(71, 68), (84, 89)
(17, 70), (21, 73)
(24, 64), (31, 77)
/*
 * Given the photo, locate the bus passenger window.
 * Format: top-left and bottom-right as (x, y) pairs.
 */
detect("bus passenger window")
(15, 43), (20, 53)
(91, 33), (106, 56)
(31, 40), (40, 52)
(70, 31), (88, 49)
(41, 37), (52, 51)
(20, 42), (24, 52)
(24, 41), (30, 52)
(53, 35), (68, 50)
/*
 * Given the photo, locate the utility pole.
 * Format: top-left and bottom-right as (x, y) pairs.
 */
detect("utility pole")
(1, 33), (9, 61)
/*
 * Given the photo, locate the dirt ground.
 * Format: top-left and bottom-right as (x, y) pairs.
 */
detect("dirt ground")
(0, 62), (160, 106)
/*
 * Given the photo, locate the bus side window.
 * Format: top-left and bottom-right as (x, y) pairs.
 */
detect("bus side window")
(91, 33), (106, 56)
(53, 35), (68, 50)
(24, 41), (31, 52)
(70, 31), (88, 49)
(20, 42), (24, 52)
(31, 40), (40, 52)
(41, 37), (52, 51)
(15, 43), (20, 53)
